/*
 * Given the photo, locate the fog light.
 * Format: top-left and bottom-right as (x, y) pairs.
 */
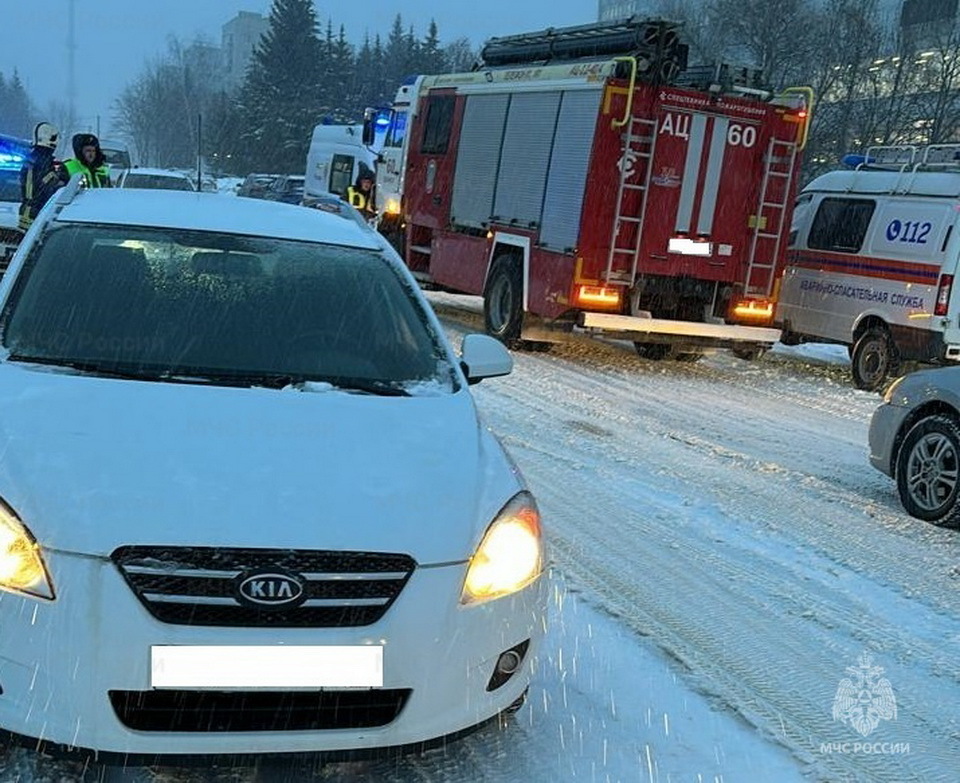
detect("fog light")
(487, 640), (530, 692)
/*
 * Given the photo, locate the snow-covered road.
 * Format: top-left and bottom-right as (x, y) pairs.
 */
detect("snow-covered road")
(433, 293), (960, 783)
(4, 292), (958, 782)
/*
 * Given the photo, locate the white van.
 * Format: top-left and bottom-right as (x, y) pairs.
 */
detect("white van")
(776, 144), (960, 390)
(304, 123), (378, 202)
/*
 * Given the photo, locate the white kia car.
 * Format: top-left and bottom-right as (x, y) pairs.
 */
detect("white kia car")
(0, 179), (545, 761)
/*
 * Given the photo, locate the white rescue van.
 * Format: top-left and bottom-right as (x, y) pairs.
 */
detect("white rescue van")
(304, 123), (378, 202)
(776, 144), (960, 390)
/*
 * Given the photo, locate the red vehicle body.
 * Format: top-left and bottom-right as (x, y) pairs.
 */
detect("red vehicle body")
(387, 22), (812, 357)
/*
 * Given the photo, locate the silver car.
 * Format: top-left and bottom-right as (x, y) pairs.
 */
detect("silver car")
(869, 368), (960, 527)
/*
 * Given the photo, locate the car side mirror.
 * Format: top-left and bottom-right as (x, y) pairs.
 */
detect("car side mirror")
(459, 334), (512, 385)
(362, 108), (377, 147)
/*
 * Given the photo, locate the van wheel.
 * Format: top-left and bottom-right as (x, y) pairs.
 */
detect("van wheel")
(851, 327), (900, 391)
(483, 256), (523, 344)
(896, 414), (960, 527)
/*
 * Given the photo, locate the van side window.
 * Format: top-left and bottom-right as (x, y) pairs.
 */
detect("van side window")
(808, 198), (876, 253)
(420, 96), (456, 155)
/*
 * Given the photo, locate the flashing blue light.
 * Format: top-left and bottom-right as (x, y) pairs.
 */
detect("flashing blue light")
(375, 117), (391, 128)
(842, 153), (875, 168)
(0, 152), (25, 170)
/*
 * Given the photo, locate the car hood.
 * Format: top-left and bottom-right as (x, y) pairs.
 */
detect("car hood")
(0, 364), (521, 563)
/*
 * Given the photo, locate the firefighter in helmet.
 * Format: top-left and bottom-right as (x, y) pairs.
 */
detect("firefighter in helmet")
(19, 122), (69, 232)
(347, 164), (376, 219)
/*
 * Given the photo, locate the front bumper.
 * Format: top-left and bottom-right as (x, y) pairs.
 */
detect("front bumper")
(0, 549), (545, 757)
(868, 402), (912, 477)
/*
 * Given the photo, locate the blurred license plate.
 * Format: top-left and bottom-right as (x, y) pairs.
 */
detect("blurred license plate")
(150, 646), (383, 690)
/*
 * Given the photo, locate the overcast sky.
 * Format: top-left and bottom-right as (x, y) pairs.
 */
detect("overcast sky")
(1, 1), (593, 139)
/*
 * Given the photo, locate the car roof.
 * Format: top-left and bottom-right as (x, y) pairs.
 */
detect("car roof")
(55, 189), (382, 250)
(123, 168), (192, 179)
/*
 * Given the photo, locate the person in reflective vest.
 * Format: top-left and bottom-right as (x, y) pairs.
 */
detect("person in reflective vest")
(19, 122), (68, 231)
(347, 165), (376, 218)
(63, 133), (112, 188)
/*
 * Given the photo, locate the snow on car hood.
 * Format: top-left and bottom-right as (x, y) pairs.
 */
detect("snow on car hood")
(0, 363), (522, 563)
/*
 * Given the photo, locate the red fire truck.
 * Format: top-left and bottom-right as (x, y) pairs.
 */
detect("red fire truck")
(371, 18), (813, 359)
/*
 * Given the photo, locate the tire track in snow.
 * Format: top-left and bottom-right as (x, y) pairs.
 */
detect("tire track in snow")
(434, 310), (960, 782)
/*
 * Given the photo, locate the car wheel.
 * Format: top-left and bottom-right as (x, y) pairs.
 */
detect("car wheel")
(896, 415), (960, 528)
(851, 327), (900, 391)
(484, 256), (523, 344)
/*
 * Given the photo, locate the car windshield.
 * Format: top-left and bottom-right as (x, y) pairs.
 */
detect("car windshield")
(1, 223), (456, 393)
(123, 174), (193, 191)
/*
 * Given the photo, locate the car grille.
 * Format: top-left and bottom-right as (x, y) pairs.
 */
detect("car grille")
(112, 546), (416, 627)
(109, 689), (411, 733)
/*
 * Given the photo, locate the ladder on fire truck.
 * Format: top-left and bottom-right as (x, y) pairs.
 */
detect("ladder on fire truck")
(744, 137), (799, 297)
(605, 115), (659, 285)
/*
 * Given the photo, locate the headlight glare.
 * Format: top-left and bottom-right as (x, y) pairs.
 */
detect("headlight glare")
(0, 501), (54, 600)
(461, 493), (542, 605)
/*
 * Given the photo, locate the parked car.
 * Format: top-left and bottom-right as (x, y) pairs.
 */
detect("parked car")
(0, 133), (30, 271)
(237, 173), (280, 199)
(0, 180), (544, 760)
(869, 366), (960, 527)
(116, 168), (196, 191)
(264, 174), (306, 205)
(302, 192), (371, 229)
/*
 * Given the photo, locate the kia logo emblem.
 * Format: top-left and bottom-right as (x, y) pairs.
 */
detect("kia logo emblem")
(235, 571), (305, 609)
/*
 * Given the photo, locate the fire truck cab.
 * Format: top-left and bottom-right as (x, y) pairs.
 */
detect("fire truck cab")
(373, 18), (812, 360)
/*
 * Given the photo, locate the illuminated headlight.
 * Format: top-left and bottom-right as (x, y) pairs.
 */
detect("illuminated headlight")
(385, 198), (401, 215)
(461, 492), (543, 605)
(0, 500), (54, 600)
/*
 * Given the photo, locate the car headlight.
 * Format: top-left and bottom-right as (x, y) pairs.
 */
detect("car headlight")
(0, 500), (54, 600)
(461, 492), (543, 605)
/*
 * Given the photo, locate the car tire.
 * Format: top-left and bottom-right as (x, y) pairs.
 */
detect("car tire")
(484, 256), (523, 345)
(851, 327), (900, 391)
(895, 414), (960, 528)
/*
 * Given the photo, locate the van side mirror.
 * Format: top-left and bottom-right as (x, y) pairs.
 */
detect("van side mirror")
(362, 108), (377, 147)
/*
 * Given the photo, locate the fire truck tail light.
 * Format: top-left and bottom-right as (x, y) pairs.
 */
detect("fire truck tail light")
(936, 274), (954, 316)
(575, 285), (622, 309)
(731, 298), (774, 322)
(668, 238), (713, 256)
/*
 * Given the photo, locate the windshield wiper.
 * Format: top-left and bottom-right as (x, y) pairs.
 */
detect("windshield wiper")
(8, 357), (413, 396)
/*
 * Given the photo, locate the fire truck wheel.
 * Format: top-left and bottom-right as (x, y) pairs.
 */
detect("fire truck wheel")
(633, 342), (671, 360)
(732, 346), (767, 361)
(633, 343), (703, 362)
(484, 257), (524, 344)
(851, 327), (900, 392)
